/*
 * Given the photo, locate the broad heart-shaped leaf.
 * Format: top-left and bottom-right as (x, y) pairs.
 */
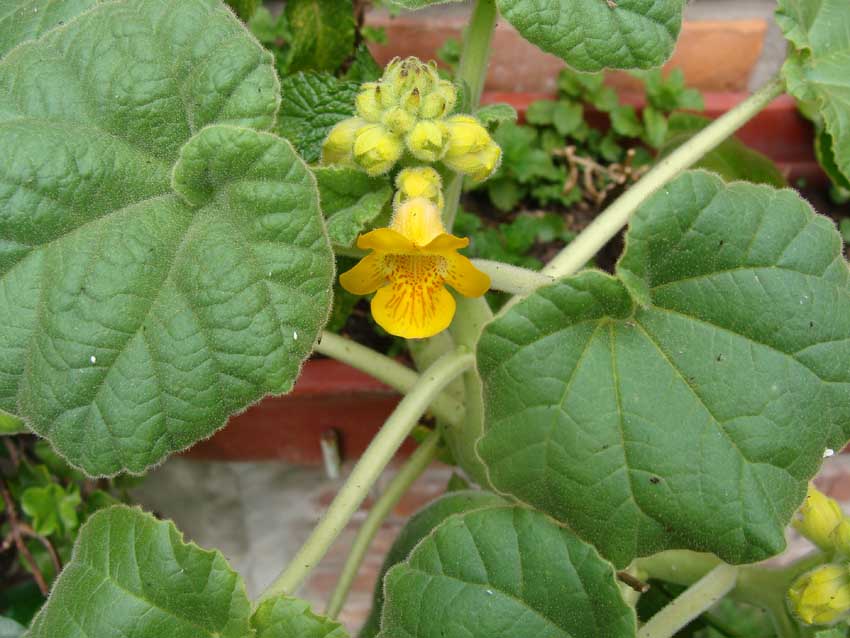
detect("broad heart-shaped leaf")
(478, 171), (850, 567)
(496, 0), (684, 72)
(285, 0), (355, 73)
(777, 0), (850, 185)
(312, 167), (392, 247)
(360, 490), (506, 638)
(378, 506), (636, 638)
(27, 505), (253, 638)
(252, 597), (348, 638)
(278, 72), (359, 163)
(0, 0), (98, 58)
(0, 0), (335, 476)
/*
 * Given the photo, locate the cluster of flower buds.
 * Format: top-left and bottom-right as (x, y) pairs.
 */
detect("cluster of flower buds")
(787, 484), (850, 626)
(322, 57), (501, 180)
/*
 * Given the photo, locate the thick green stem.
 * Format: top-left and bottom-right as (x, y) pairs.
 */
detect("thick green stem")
(257, 349), (473, 601)
(638, 565), (738, 638)
(472, 259), (555, 294)
(442, 0), (498, 231)
(541, 75), (786, 281)
(315, 331), (464, 426)
(325, 430), (441, 619)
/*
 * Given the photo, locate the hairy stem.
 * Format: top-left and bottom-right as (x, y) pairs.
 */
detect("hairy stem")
(258, 349), (473, 601)
(541, 74), (786, 280)
(472, 259), (555, 294)
(638, 564), (738, 638)
(443, 0), (498, 230)
(315, 331), (464, 426)
(325, 430), (441, 619)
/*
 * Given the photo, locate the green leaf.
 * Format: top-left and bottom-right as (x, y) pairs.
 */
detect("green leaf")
(0, 409), (25, 435)
(278, 72), (359, 163)
(285, 0), (355, 73)
(21, 483), (81, 536)
(360, 490), (508, 638)
(642, 105), (669, 148)
(343, 44), (383, 83)
(28, 506), (253, 638)
(312, 166), (393, 246)
(488, 178), (524, 212)
(252, 597), (348, 638)
(0, 0), (99, 58)
(0, 616), (25, 638)
(477, 170), (850, 567)
(378, 506), (636, 638)
(611, 105), (644, 137)
(387, 0), (464, 8)
(225, 0), (259, 21)
(662, 113), (787, 188)
(552, 101), (584, 136)
(0, 1), (333, 476)
(777, 0), (850, 184)
(476, 103), (519, 129)
(526, 100), (557, 126)
(497, 0), (684, 72)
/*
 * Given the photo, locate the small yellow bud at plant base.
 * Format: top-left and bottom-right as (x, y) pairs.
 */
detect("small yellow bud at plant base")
(795, 484), (845, 552)
(788, 564), (850, 625)
(382, 107), (415, 135)
(355, 83), (383, 122)
(321, 117), (366, 166)
(406, 120), (447, 162)
(394, 167), (444, 210)
(353, 124), (403, 176)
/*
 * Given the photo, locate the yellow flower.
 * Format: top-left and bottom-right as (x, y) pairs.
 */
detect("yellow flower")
(321, 117), (366, 165)
(442, 114), (501, 182)
(339, 198), (490, 339)
(353, 124), (403, 176)
(794, 484), (845, 552)
(788, 564), (850, 625)
(394, 167), (444, 210)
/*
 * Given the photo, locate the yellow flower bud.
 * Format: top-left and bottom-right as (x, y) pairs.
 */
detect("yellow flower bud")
(321, 117), (366, 166)
(795, 484), (845, 552)
(831, 519), (850, 557)
(443, 115), (492, 156)
(383, 107), (415, 135)
(788, 564), (850, 625)
(406, 120), (447, 162)
(394, 167), (444, 210)
(355, 83), (383, 122)
(390, 197), (445, 246)
(353, 124), (403, 176)
(420, 80), (457, 119)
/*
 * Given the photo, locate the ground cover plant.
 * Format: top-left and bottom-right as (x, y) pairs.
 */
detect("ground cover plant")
(1, 0), (850, 637)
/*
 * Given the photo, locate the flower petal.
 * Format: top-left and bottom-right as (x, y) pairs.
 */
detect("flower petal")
(357, 228), (414, 252)
(370, 255), (456, 338)
(423, 233), (469, 253)
(442, 252), (490, 297)
(339, 253), (387, 295)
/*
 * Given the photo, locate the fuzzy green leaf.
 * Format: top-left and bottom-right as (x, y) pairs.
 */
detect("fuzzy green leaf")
(497, 0), (685, 72)
(253, 597), (348, 638)
(387, 0), (464, 8)
(312, 167), (392, 247)
(478, 171), (850, 567)
(226, 0), (259, 21)
(27, 506), (253, 638)
(0, 0), (333, 476)
(285, 0), (355, 73)
(777, 0), (850, 184)
(278, 72), (359, 163)
(21, 483), (81, 536)
(0, 0), (99, 58)
(378, 506), (636, 638)
(476, 103), (519, 129)
(361, 490), (506, 638)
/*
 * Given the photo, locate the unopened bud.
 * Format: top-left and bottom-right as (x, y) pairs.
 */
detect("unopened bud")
(322, 117), (366, 165)
(355, 83), (383, 122)
(406, 120), (447, 162)
(420, 80), (457, 119)
(390, 197), (445, 246)
(788, 564), (850, 625)
(382, 107), (415, 135)
(832, 519), (850, 557)
(394, 167), (444, 210)
(353, 124), (403, 176)
(795, 484), (845, 552)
